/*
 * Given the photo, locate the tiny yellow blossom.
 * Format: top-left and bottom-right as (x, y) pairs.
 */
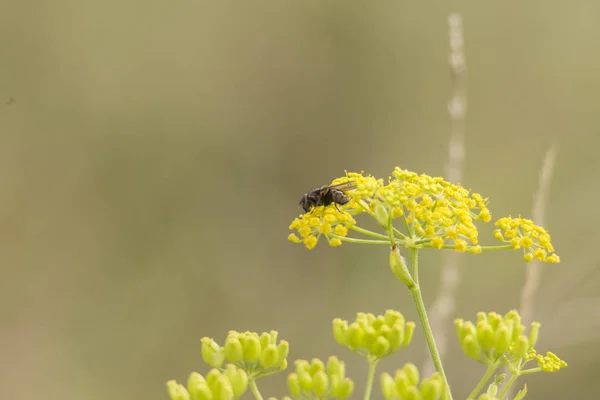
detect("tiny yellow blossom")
(330, 238), (342, 247)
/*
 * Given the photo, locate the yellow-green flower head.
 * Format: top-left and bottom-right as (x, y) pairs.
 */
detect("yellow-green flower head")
(166, 366), (249, 400)
(494, 216), (560, 263)
(205, 331), (288, 379)
(333, 310), (415, 360)
(381, 365), (444, 400)
(455, 310), (544, 365)
(287, 357), (354, 400)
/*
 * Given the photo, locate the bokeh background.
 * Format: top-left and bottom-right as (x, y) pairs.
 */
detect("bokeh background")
(2, 2), (599, 399)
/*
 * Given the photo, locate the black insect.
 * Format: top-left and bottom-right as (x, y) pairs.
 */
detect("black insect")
(299, 181), (357, 213)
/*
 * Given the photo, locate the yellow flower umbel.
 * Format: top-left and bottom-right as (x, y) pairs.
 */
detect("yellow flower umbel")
(288, 168), (559, 263)
(288, 173), (382, 249)
(494, 216), (560, 263)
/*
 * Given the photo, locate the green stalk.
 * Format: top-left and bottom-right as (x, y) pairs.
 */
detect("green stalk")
(408, 249), (453, 400)
(498, 373), (519, 399)
(351, 225), (391, 240)
(467, 363), (498, 400)
(364, 359), (379, 400)
(331, 235), (390, 245)
(249, 379), (263, 400)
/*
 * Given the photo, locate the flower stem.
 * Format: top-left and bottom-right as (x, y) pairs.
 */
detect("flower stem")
(249, 379), (263, 400)
(498, 373), (519, 399)
(467, 363), (498, 400)
(351, 225), (390, 240)
(364, 359), (379, 400)
(410, 248), (419, 285)
(331, 235), (390, 245)
(408, 249), (452, 400)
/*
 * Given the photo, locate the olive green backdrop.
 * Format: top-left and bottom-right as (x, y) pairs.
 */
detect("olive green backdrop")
(1, 1), (598, 399)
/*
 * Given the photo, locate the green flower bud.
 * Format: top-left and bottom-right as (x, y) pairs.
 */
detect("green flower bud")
(386, 323), (405, 351)
(529, 322), (540, 349)
(390, 246), (415, 288)
(288, 374), (301, 397)
(348, 322), (364, 348)
(205, 369), (222, 389)
(259, 332), (271, 350)
(476, 312), (487, 324)
(504, 310), (521, 327)
(462, 334), (482, 360)
(312, 371), (329, 396)
(511, 335), (529, 359)
(370, 336), (391, 358)
(477, 394), (495, 400)
(375, 202), (390, 228)
(381, 373), (397, 399)
(187, 373), (209, 400)
(308, 358), (325, 375)
(512, 323), (525, 342)
(487, 312), (502, 330)
(277, 341), (290, 367)
(362, 326), (378, 349)
(243, 335), (262, 362)
(337, 377), (354, 399)
(404, 386), (420, 400)
(223, 365), (248, 398)
(279, 358), (288, 371)
(374, 316), (387, 332)
(224, 337), (244, 363)
(298, 371), (313, 391)
(385, 310), (404, 327)
(454, 319), (466, 341)
(201, 338), (225, 368)
(403, 363), (420, 387)
(420, 375), (442, 400)
(333, 319), (349, 345)
(394, 370), (411, 398)
(403, 322), (416, 347)
(329, 375), (342, 397)
(477, 322), (495, 350)
(326, 356), (342, 377)
(213, 375), (234, 400)
(295, 360), (309, 374)
(260, 344), (279, 369)
(167, 380), (190, 400)
(494, 324), (511, 355)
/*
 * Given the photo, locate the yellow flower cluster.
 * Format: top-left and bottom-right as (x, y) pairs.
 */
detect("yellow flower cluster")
(387, 168), (491, 251)
(288, 173), (379, 249)
(288, 169), (560, 263)
(288, 207), (356, 249)
(494, 217), (560, 263)
(535, 351), (567, 372)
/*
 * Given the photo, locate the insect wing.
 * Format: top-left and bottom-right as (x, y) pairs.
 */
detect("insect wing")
(327, 181), (356, 192)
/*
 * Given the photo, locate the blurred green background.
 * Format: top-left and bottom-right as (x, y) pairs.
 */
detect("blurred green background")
(1, 1), (599, 399)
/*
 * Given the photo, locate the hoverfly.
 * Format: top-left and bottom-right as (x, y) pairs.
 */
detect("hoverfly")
(299, 181), (357, 213)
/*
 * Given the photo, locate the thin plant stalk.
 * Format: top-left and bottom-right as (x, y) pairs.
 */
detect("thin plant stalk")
(409, 249), (453, 400)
